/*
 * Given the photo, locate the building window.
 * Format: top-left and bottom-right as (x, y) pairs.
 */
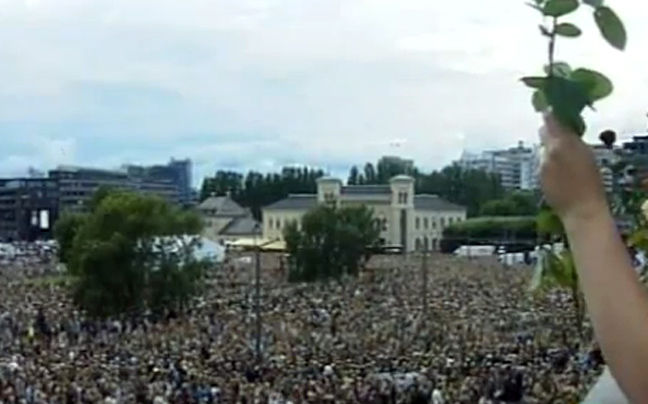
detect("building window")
(424, 217), (429, 230)
(415, 238), (422, 250)
(324, 192), (336, 204)
(397, 191), (409, 204)
(440, 217), (445, 228)
(415, 217), (420, 230)
(269, 218), (273, 229)
(448, 217), (454, 225)
(382, 218), (387, 231)
(432, 218), (437, 229)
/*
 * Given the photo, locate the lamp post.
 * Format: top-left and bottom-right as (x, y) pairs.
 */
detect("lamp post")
(253, 223), (262, 366)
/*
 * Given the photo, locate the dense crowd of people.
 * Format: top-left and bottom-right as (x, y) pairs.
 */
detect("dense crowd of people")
(0, 246), (604, 403)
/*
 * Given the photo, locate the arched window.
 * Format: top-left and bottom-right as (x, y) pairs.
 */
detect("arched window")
(423, 236), (429, 251)
(415, 238), (422, 251)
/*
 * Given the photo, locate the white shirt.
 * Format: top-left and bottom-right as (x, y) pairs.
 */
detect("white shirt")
(583, 367), (628, 404)
(431, 388), (445, 404)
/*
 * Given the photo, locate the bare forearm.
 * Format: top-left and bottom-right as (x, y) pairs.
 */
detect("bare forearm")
(565, 208), (648, 403)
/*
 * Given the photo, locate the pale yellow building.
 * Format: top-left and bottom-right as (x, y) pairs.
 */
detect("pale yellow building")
(262, 175), (466, 252)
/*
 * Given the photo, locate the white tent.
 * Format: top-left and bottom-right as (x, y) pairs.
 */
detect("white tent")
(191, 236), (226, 263)
(149, 235), (226, 264)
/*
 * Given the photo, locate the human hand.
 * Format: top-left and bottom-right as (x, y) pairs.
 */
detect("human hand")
(539, 112), (609, 224)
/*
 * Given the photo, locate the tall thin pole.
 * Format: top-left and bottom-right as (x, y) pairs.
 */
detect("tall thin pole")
(422, 247), (428, 322)
(254, 245), (262, 365)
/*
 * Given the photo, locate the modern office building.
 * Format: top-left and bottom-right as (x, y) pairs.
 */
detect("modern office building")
(0, 178), (59, 241)
(458, 142), (539, 191)
(262, 175), (466, 252)
(50, 165), (179, 214)
(125, 158), (193, 206)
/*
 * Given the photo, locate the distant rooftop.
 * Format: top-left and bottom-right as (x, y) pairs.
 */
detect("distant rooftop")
(264, 195), (318, 211)
(341, 185), (391, 195)
(413, 195), (465, 212)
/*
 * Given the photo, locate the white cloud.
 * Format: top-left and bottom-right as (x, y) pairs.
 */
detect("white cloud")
(0, 0), (646, 181)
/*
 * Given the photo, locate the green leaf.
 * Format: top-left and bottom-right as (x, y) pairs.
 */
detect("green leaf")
(543, 0), (579, 17)
(583, 0), (603, 7)
(571, 68), (613, 102)
(544, 61), (572, 77)
(544, 76), (590, 136)
(521, 76), (546, 89)
(532, 91), (548, 112)
(536, 209), (564, 236)
(555, 22), (582, 37)
(594, 6), (627, 50)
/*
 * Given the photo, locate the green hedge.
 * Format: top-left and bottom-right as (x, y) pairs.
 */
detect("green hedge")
(441, 216), (536, 253)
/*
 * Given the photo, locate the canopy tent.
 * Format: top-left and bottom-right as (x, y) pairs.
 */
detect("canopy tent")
(226, 238), (285, 251)
(150, 235), (226, 264)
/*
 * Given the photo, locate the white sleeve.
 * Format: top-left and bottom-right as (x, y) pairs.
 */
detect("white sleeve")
(582, 367), (629, 404)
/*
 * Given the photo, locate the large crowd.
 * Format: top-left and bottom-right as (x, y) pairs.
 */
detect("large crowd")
(0, 243), (605, 404)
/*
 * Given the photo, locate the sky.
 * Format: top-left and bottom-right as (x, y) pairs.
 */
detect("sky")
(0, 0), (646, 185)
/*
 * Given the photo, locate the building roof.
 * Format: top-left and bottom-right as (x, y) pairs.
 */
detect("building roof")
(264, 195), (318, 211)
(414, 194), (465, 212)
(389, 174), (415, 182)
(219, 217), (262, 236)
(198, 196), (248, 216)
(341, 185), (391, 195)
(316, 176), (342, 183)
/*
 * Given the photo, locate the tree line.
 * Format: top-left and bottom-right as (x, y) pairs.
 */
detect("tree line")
(200, 157), (518, 217)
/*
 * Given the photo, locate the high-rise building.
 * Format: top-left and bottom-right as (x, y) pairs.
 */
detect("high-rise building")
(0, 178), (59, 241)
(50, 165), (179, 214)
(125, 158), (193, 206)
(458, 141), (539, 190)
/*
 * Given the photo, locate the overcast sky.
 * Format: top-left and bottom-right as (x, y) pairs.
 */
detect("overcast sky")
(0, 0), (646, 184)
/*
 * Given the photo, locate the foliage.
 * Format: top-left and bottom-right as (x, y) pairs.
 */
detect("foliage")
(85, 185), (116, 213)
(522, 0), (627, 135)
(441, 216), (536, 252)
(536, 208), (565, 238)
(284, 205), (380, 283)
(67, 190), (207, 318)
(200, 167), (325, 219)
(53, 213), (87, 264)
(530, 248), (585, 337)
(480, 191), (539, 217)
(201, 160), (504, 220)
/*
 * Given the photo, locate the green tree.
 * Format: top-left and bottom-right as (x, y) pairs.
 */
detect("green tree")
(53, 213), (87, 264)
(67, 190), (207, 318)
(284, 205), (380, 283)
(480, 191), (539, 217)
(479, 199), (520, 217)
(347, 166), (360, 185)
(441, 216), (536, 252)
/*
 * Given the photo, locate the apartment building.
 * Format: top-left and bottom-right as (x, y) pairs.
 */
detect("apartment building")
(459, 142), (540, 191)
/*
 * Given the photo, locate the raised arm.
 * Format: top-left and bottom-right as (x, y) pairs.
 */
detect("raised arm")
(541, 113), (648, 404)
